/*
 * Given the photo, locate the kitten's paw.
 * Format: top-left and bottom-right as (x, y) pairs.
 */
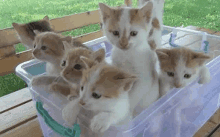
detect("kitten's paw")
(90, 113), (112, 133)
(62, 100), (80, 126)
(67, 94), (77, 101)
(198, 74), (211, 84)
(49, 82), (58, 92)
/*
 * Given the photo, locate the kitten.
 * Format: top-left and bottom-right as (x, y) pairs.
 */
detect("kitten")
(79, 56), (137, 133)
(139, 0), (165, 50)
(51, 41), (106, 100)
(156, 47), (211, 96)
(60, 41), (105, 84)
(32, 31), (73, 76)
(12, 16), (53, 49)
(31, 34), (86, 100)
(99, 2), (159, 116)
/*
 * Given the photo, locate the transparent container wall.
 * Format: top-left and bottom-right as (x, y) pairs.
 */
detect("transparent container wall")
(15, 28), (220, 137)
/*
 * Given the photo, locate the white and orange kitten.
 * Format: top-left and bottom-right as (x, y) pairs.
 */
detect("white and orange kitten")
(51, 41), (104, 100)
(32, 31), (73, 76)
(99, 2), (159, 116)
(79, 56), (136, 133)
(156, 47), (211, 96)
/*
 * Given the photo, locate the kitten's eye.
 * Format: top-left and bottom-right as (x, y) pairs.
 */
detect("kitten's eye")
(92, 93), (101, 99)
(81, 86), (84, 91)
(62, 60), (66, 67)
(74, 64), (82, 70)
(184, 74), (191, 79)
(41, 46), (47, 50)
(112, 31), (119, 36)
(34, 44), (36, 48)
(167, 72), (174, 77)
(130, 31), (138, 36)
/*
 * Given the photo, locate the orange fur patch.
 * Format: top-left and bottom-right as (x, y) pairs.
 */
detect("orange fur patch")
(107, 9), (123, 33)
(148, 40), (156, 50)
(152, 18), (160, 29)
(129, 9), (146, 28)
(119, 29), (129, 49)
(149, 28), (154, 37)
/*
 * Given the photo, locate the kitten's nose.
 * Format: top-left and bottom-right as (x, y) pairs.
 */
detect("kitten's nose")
(79, 99), (86, 106)
(119, 38), (128, 49)
(174, 83), (182, 88)
(119, 42), (128, 48)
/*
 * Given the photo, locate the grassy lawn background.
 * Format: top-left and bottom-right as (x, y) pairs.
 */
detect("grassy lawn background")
(0, 0), (219, 97)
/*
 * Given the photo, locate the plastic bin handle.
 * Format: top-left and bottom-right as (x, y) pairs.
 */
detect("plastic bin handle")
(36, 102), (81, 137)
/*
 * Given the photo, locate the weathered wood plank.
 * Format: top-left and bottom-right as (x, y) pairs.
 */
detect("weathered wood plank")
(0, 101), (37, 133)
(0, 29), (18, 48)
(0, 10), (101, 48)
(211, 124), (220, 137)
(210, 109), (220, 125)
(0, 45), (16, 59)
(0, 49), (33, 76)
(50, 10), (100, 32)
(0, 87), (31, 114)
(0, 118), (43, 137)
(193, 121), (217, 137)
(0, 30), (102, 76)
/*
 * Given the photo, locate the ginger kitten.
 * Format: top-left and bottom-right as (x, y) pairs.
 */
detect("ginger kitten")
(79, 56), (137, 133)
(60, 41), (105, 85)
(99, 2), (159, 117)
(32, 31), (73, 76)
(156, 47), (211, 96)
(12, 16), (53, 49)
(50, 41), (105, 100)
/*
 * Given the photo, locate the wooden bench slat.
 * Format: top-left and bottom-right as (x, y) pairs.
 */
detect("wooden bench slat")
(51, 10), (100, 32)
(0, 10), (101, 47)
(0, 30), (103, 76)
(0, 45), (16, 59)
(0, 101), (37, 133)
(211, 124), (220, 137)
(0, 87), (32, 114)
(210, 109), (220, 125)
(193, 121), (217, 137)
(0, 118), (43, 137)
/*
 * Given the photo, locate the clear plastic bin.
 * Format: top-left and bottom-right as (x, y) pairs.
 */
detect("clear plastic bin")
(16, 30), (220, 137)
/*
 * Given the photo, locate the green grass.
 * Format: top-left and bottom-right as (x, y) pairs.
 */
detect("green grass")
(0, 0), (220, 97)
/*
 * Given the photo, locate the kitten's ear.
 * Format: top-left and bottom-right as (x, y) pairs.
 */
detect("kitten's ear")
(191, 52), (210, 64)
(80, 56), (95, 69)
(43, 16), (49, 21)
(99, 3), (112, 20)
(71, 39), (85, 47)
(113, 70), (137, 92)
(139, 1), (153, 21)
(12, 23), (20, 30)
(93, 48), (106, 63)
(156, 49), (169, 60)
(33, 30), (41, 35)
(62, 41), (73, 51)
(61, 36), (72, 44)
